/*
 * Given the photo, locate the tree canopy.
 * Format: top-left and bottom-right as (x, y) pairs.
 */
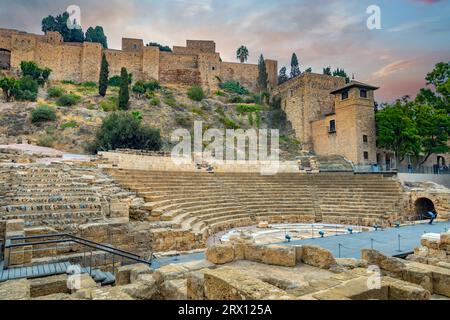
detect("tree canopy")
(236, 46), (249, 63)
(376, 61), (450, 167)
(278, 67), (289, 85)
(146, 42), (172, 52)
(290, 53), (301, 78)
(42, 12), (108, 47)
(257, 54), (268, 93)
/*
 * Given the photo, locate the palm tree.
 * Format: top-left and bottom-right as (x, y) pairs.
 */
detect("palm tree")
(236, 46), (249, 63)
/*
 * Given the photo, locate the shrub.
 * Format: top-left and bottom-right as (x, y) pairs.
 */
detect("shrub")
(80, 81), (97, 88)
(144, 80), (160, 92)
(94, 112), (162, 152)
(132, 81), (146, 95)
(236, 104), (262, 114)
(175, 115), (191, 127)
(108, 76), (121, 87)
(57, 94), (81, 106)
(131, 110), (142, 121)
(100, 96), (118, 112)
(228, 96), (244, 103)
(61, 120), (78, 130)
(220, 81), (249, 95)
(47, 86), (65, 98)
(37, 134), (55, 147)
(61, 80), (77, 85)
(164, 96), (177, 107)
(31, 106), (57, 123)
(187, 85), (205, 101)
(15, 76), (39, 101)
(149, 97), (160, 106)
(220, 116), (239, 129)
(191, 107), (205, 116)
(215, 90), (225, 96)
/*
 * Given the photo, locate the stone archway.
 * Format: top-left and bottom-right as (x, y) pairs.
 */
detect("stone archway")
(0, 49), (11, 70)
(414, 197), (435, 220)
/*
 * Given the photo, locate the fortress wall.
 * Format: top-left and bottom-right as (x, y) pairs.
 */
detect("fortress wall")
(219, 62), (259, 92)
(10, 34), (39, 73)
(159, 52), (200, 85)
(186, 40), (216, 53)
(81, 42), (102, 82)
(273, 73), (346, 150)
(0, 35), (11, 51)
(198, 53), (221, 92)
(35, 42), (83, 82)
(142, 46), (160, 80)
(104, 49), (143, 79)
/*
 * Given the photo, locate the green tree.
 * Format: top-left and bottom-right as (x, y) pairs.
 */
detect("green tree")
(323, 66), (332, 76)
(85, 26), (108, 48)
(290, 53), (301, 78)
(146, 42), (172, 52)
(94, 112), (162, 151)
(118, 67), (130, 110)
(257, 54), (268, 93)
(332, 68), (350, 83)
(98, 53), (109, 97)
(0, 77), (18, 102)
(42, 12), (84, 42)
(278, 67), (289, 85)
(375, 101), (420, 164)
(424, 61), (450, 112)
(236, 46), (249, 63)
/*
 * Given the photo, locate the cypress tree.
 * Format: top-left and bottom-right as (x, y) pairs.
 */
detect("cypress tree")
(257, 54), (268, 93)
(118, 67), (129, 110)
(98, 53), (109, 97)
(290, 53), (301, 78)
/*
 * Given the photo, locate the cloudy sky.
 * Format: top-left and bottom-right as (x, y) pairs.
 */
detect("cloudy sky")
(1, 0), (449, 102)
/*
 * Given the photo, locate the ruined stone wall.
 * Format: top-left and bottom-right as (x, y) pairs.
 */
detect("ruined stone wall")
(0, 28), (277, 91)
(219, 62), (259, 92)
(273, 73), (346, 150)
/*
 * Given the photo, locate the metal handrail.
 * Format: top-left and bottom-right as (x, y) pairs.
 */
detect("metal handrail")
(7, 233), (142, 259)
(4, 234), (150, 266)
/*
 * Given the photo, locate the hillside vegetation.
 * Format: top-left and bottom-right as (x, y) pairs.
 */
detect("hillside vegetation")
(0, 79), (302, 159)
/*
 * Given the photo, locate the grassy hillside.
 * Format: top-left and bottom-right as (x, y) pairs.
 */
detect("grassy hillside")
(0, 81), (303, 159)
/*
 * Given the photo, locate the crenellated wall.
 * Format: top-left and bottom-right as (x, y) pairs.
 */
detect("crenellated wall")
(0, 28), (277, 92)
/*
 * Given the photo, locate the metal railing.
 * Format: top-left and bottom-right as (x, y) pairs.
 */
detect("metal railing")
(3, 233), (151, 273)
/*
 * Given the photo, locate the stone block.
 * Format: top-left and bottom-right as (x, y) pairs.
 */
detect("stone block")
(383, 277), (430, 300)
(90, 287), (134, 300)
(402, 265), (433, 292)
(261, 245), (296, 267)
(153, 264), (189, 284)
(336, 258), (368, 269)
(203, 267), (292, 300)
(294, 246), (303, 263)
(115, 264), (137, 286)
(5, 219), (24, 233)
(301, 245), (336, 269)
(30, 274), (70, 298)
(205, 244), (234, 264)
(33, 293), (77, 300)
(161, 279), (187, 300)
(186, 271), (206, 300)
(130, 263), (153, 283)
(441, 232), (450, 245)
(0, 279), (30, 300)
(244, 244), (264, 263)
(67, 273), (99, 293)
(233, 243), (245, 260)
(120, 275), (157, 300)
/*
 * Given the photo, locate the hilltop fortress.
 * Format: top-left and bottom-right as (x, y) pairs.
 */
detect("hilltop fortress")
(0, 28), (278, 92)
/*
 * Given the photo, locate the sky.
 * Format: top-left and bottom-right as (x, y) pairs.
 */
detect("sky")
(0, 0), (449, 102)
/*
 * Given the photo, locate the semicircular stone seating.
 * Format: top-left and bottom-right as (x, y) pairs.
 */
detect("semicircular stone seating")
(109, 170), (404, 238)
(0, 166), (106, 229)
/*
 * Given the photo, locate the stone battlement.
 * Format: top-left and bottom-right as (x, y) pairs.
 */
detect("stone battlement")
(0, 28), (277, 92)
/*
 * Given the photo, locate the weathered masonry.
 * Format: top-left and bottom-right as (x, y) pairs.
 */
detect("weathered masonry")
(0, 28), (277, 92)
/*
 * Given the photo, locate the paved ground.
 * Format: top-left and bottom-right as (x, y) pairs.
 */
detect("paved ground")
(281, 221), (450, 258)
(150, 221), (450, 268)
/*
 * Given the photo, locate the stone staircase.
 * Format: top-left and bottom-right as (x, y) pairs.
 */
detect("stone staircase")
(0, 165), (108, 229)
(109, 170), (405, 237)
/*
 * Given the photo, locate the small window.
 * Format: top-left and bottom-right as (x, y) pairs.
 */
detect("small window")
(329, 120), (336, 133)
(341, 91), (349, 100)
(363, 135), (368, 143)
(134, 44), (138, 50)
(212, 66), (215, 71)
(360, 89), (368, 98)
(364, 152), (369, 160)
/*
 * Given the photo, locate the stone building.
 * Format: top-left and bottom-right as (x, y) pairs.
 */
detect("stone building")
(273, 73), (379, 166)
(0, 28), (278, 92)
